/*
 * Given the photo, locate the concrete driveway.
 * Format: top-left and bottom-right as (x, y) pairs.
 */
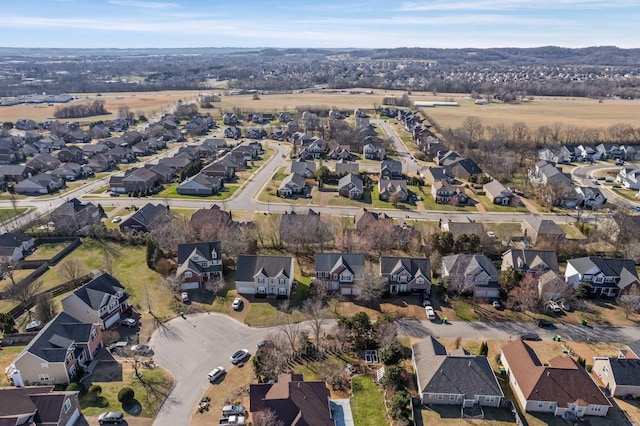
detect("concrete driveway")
(148, 313), (273, 426)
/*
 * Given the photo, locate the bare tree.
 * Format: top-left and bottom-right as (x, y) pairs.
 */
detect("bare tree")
(462, 116), (483, 145)
(35, 293), (57, 324)
(619, 286), (640, 319)
(276, 300), (300, 353)
(507, 274), (540, 313)
(302, 298), (331, 353)
(59, 259), (86, 285)
(10, 279), (43, 309)
(151, 216), (195, 257)
(253, 408), (284, 426)
(204, 274), (227, 294)
(354, 267), (387, 306)
(253, 333), (291, 382)
(375, 320), (399, 348)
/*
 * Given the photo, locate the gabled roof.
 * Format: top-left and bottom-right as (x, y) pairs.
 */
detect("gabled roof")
(280, 173), (306, 189)
(338, 173), (363, 191)
(413, 337), (503, 398)
(21, 312), (94, 363)
(442, 254), (498, 279)
(67, 272), (125, 312)
(0, 386), (77, 421)
(380, 256), (431, 279)
(315, 253), (365, 274)
(502, 340), (610, 408)
(483, 180), (511, 199)
(380, 158), (402, 173)
(177, 241), (221, 265)
(502, 249), (559, 273)
(523, 217), (565, 236)
(441, 221), (485, 239)
(121, 203), (170, 229)
(50, 198), (96, 218)
(567, 257), (638, 279)
(0, 232), (32, 248)
(236, 255), (293, 282)
(603, 358), (640, 386)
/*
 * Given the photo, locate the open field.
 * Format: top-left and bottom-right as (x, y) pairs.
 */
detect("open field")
(418, 93), (640, 130)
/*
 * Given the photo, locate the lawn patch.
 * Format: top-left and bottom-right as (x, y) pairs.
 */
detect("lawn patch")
(351, 375), (387, 426)
(451, 300), (480, 321)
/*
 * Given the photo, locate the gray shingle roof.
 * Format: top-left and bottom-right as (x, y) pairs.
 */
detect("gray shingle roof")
(568, 257), (638, 279)
(608, 358), (640, 386)
(236, 255), (293, 282)
(315, 253), (365, 274)
(177, 241), (222, 275)
(71, 273), (126, 312)
(23, 312), (93, 363)
(380, 256), (431, 279)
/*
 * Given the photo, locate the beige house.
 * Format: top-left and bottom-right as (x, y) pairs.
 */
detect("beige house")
(0, 386), (85, 426)
(9, 312), (102, 386)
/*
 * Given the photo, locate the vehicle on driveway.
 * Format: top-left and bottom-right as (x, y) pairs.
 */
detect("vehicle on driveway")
(232, 297), (242, 311)
(112, 216), (122, 223)
(548, 300), (561, 313)
(520, 333), (542, 341)
(536, 319), (554, 328)
(230, 349), (250, 364)
(98, 412), (124, 424)
(425, 306), (436, 320)
(561, 300), (572, 311)
(256, 340), (271, 349)
(208, 366), (225, 382)
(218, 415), (246, 425)
(130, 344), (153, 356)
(222, 404), (246, 417)
(118, 318), (137, 328)
(492, 300), (501, 309)
(181, 292), (189, 303)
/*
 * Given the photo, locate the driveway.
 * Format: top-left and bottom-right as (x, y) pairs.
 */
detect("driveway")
(148, 313), (273, 426)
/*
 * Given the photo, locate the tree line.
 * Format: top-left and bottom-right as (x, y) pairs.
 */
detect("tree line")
(53, 100), (109, 119)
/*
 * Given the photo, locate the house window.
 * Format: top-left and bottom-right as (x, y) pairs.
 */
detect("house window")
(485, 396), (496, 402)
(258, 278), (265, 284)
(399, 276), (408, 283)
(602, 365), (609, 376)
(416, 277), (424, 284)
(437, 394), (443, 400)
(632, 284), (638, 291)
(185, 271), (192, 278)
(66, 353), (73, 365)
(449, 395), (456, 401)
(594, 277), (604, 283)
(332, 274), (338, 280)
(40, 363), (49, 369)
(91, 328), (97, 341)
(278, 288), (287, 295)
(257, 287), (266, 294)
(325, 272), (329, 278)
(592, 406), (601, 412)
(537, 402), (544, 408)
(63, 398), (72, 414)
(39, 374), (50, 381)
(391, 274), (397, 281)
(279, 279), (286, 285)
(317, 272), (323, 278)
(428, 393), (436, 399)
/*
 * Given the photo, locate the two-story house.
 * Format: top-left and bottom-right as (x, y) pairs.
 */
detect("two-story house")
(0, 232), (35, 261)
(378, 179), (408, 202)
(441, 254), (499, 298)
(0, 386), (85, 426)
(483, 180), (516, 206)
(431, 180), (468, 205)
(49, 198), (103, 235)
(363, 143), (385, 160)
(380, 256), (431, 295)
(338, 173), (363, 199)
(564, 257), (640, 298)
(177, 241), (223, 290)
(616, 167), (640, 190)
(235, 255), (295, 297)
(501, 249), (559, 276)
(9, 312), (102, 386)
(60, 272), (130, 329)
(314, 253), (365, 295)
(574, 186), (607, 208)
(379, 159), (402, 180)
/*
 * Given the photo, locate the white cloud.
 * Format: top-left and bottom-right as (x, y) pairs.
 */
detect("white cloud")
(400, 0), (640, 11)
(109, 0), (180, 9)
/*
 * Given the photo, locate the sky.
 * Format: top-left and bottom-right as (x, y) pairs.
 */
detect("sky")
(1, 0), (639, 49)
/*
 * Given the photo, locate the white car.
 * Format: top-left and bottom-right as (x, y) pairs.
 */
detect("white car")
(548, 301), (561, 312)
(208, 366), (225, 382)
(487, 231), (496, 239)
(230, 349), (250, 364)
(181, 292), (189, 302)
(112, 216), (122, 223)
(232, 298), (242, 311)
(425, 306), (436, 320)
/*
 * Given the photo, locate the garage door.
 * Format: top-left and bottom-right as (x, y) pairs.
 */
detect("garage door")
(341, 288), (352, 295)
(104, 312), (121, 329)
(237, 286), (256, 295)
(66, 407), (81, 425)
(181, 282), (199, 290)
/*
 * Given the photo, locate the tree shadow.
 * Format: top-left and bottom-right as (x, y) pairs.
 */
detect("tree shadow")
(123, 399), (142, 416)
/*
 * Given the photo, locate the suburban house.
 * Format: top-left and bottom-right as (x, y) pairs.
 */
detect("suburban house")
(335, 159), (359, 175)
(176, 241), (223, 290)
(314, 253), (365, 295)
(616, 167), (640, 190)
(290, 158), (317, 178)
(26, 153), (61, 172)
(483, 180), (516, 205)
(9, 312), (102, 386)
(440, 220), (485, 239)
(420, 166), (454, 184)
(564, 257), (640, 298)
(412, 337), (503, 413)
(119, 203), (171, 233)
(235, 255), (295, 297)
(537, 270), (571, 300)
(441, 254), (500, 298)
(592, 353), (640, 397)
(431, 180), (468, 205)
(529, 160), (573, 187)
(363, 143), (385, 160)
(176, 173), (223, 196)
(278, 173), (306, 198)
(60, 272), (130, 330)
(380, 159), (402, 179)
(338, 173), (363, 199)
(559, 145), (579, 163)
(0, 164), (35, 182)
(538, 148), (561, 164)
(14, 173), (65, 195)
(380, 256), (431, 294)
(201, 161), (236, 181)
(0, 233), (35, 261)
(501, 339), (611, 418)
(0, 386), (85, 426)
(279, 209), (329, 247)
(501, 249), (559, 276)
(435, 150), (460, 166)
(121, 167), (158, 194)
(521, 217), (566, 247)
(249, 373), (335, 426)
(378, 179), (408, 202)
(49, 198), (103, 234)
(447, 158), (483, 179)
(355, 208), (393, 233)
(574, 186), (607, 208)
(329, 144), (353, 160)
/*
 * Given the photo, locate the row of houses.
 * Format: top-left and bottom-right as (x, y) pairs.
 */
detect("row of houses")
(539, 143), (640, 164)
(529, 160), (607, 208)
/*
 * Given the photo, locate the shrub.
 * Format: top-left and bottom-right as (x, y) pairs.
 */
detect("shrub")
(380, 365), (402, 388)
(66, 382), (85, 395)
(379, 344), (403, 365)
(88, 384), (102, 396)
(117, 387), (135, 404)
(388, 389), (411, 420)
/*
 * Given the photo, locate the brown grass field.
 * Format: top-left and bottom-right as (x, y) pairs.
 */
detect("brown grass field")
(2, 88), (640, 131)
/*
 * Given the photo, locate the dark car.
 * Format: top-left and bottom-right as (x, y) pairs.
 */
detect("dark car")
(536, 319), (554, 328)
(520, 333), (542, 341)
(98, 412), (124, 424)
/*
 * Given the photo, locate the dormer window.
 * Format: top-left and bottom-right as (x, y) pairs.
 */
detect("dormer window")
(211, 249), (217, 259)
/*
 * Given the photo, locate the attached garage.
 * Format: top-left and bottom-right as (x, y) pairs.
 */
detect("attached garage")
(236, 281), (257, 295)
(474, 288), (499, 299)
(181, 281), (200, 290)
(104, 312), (121, 329)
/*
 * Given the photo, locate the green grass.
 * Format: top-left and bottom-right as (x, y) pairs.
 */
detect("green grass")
(271, 166), (288, 182)
(559, 223), (586, 239)
(244, 300), (306, 327)
(610, 187), (640, 203)
(154, 183), (238, 200)
(477, 196), (530, 213)
(26, 242), (72, 260)
(484, 222), (522, 240)
(451, 300), (480, 321)
(80, 365), (174, 418)
(351, 375), (387, 426)
(419, 193), (477, 212)
(0, 207), (28, 221)
(0, 345), (25, 383)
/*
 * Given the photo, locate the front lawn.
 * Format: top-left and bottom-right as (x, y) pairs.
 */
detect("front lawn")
(451, 300), (480, 321)
(0, 207), (28, 222)
(351, 375), (387, 426)
(477, 196), (529, 213)
(154, 183), (238, 200)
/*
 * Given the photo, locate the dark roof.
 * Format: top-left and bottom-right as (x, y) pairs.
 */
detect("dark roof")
(315, 253), (365, 274)
(31, 392), (68, 423)
(236, 255), (293, 282)
(607, 358), (640, 386)
(502, 249), (559, 273)
(177, 241), (222, 265)
(627, 340), (640, 359)
(0, 386), (71, 420)
(380, 256), (431, 279)
(70, 272), (125, 312)
(567, 257), (638, 279)
(0, 233), (32, 248)
(50, 198), (95, 217)
(412, 337), (503, 398)
(442, 254), (499, 279)
(120, 203), (170, 231)
(523, 217), (565, 236)
(442, 221), (485, 239)
(23, 312), (94, 363)
(338, 173), (363, 191)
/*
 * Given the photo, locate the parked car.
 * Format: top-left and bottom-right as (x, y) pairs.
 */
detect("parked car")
(632, 205), (640, 212)
(112, 216), (122, 223)
(109, 192), (120, 197)
(232, 297), (242, 311)
(548, 300), (561, 313)
(181, 292), (189, 303)
(487, 231), (497, 239)
(218, 415), (246, 425)
(118, 318), (137, 328)
(222, 404), (246, 417)
(560, 300), (572, 311)
(208, 366), (225, 382)
(536, 319), (554, 328)
(25, 320), (43, 332)
(230, 349), (250, 364)
(492, 300), (501, 309)
(425, 306), (436, 320)
(108, 341), (128, 353)
(256, 340), (271, 349)
(98, 412), (124, 424)
(520, 333), (542, 341)
(130, 344), (153, 356)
